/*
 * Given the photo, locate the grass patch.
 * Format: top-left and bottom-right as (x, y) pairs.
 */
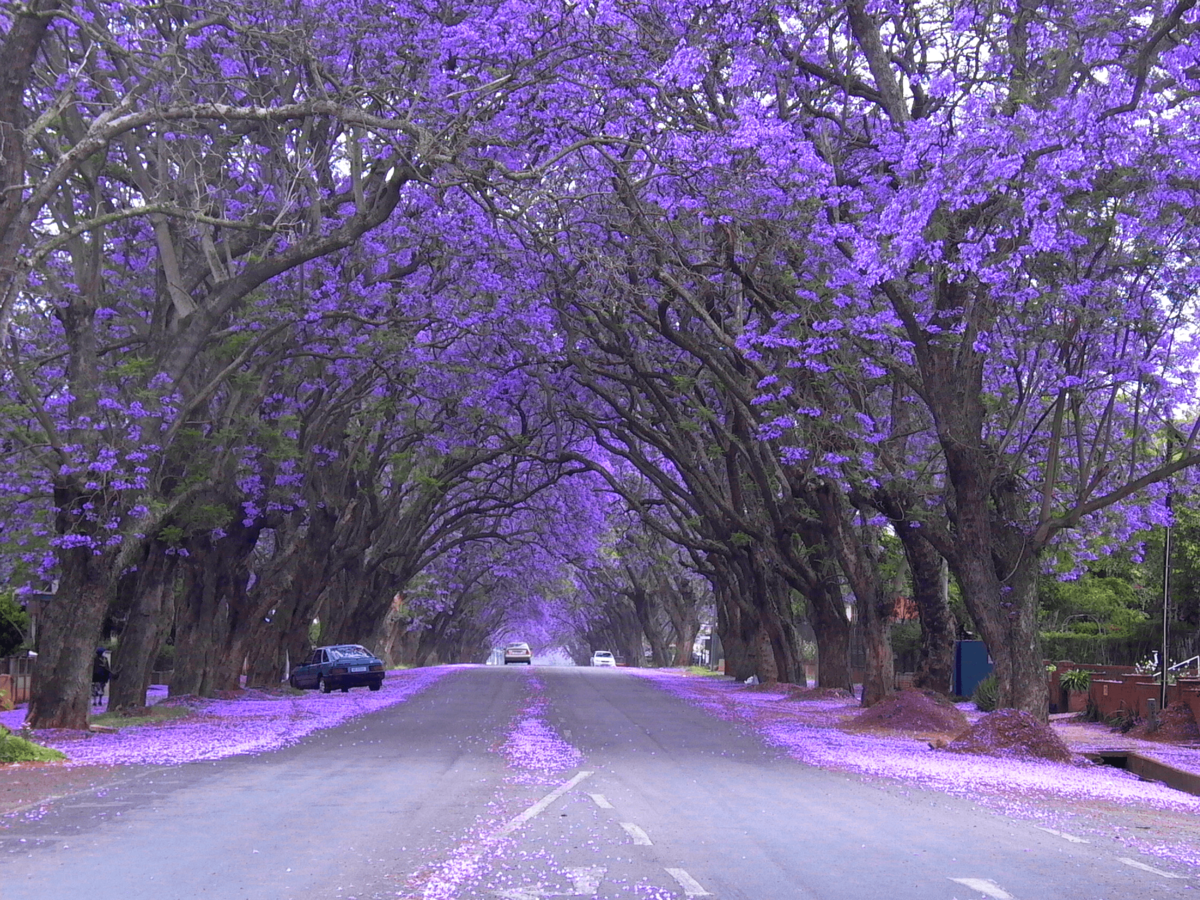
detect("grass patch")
(0, 726), (67, 763)
(90, 704), (192, 730)
(683, 666), (724, 677)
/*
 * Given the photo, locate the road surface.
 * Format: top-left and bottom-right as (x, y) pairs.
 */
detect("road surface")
(0, 666), (1192, 899)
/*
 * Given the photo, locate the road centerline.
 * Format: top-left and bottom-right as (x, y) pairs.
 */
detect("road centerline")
(496, 770), (594, 837)
(620, 822), (653, 845)
(1118, 857), (1186, 879)
(666, 867), (712, 896)
(948, 877), (1014, 898)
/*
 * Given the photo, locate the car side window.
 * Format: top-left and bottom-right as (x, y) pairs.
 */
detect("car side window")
(311, 650), (324, 665)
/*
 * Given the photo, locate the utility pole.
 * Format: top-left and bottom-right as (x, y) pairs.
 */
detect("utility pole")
(1161, 490), (1172, 712)
(1160, 427), (1176, 714)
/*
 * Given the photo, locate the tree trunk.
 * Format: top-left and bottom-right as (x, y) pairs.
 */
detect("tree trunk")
(715, 580), (755, 680)
(171, 525), (258, 697)
(760, 567), (802, 684)
(27, 548), (110, 729)
(171, 560), (221, 697)
(806, 578), (852, 691)
(663, 577), (702, 666)
(109, 548), (177, 710)
(949, 528), (1048, 719)
(632, 585), (671, 667)
(859, 591), (895, 707)
(901, 530), (955, 694)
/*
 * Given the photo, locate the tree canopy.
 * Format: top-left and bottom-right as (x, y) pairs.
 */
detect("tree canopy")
(3, 0), (1200, 726)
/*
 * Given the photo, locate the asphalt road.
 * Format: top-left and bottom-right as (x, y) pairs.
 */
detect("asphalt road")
(0, 666), (1193, 900)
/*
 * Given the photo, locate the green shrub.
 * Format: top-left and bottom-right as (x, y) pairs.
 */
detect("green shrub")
(0, 725), (66, 763)
(972, 673), (999, 712)
(1059, 668), (1093, 693)
(0, 591), (29, 658)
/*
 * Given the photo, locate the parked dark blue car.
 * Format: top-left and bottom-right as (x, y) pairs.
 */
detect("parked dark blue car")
(289, 644), (385, 693)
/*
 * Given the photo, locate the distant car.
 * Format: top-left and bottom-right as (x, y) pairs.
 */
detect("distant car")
(504, 642), (533, 665)
(590, 651), (616, 667)
(289, 645), (385, 692)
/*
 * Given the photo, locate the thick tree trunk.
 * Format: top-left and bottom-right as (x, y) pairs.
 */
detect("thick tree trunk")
(171, 525), (258, 697)
(901, 530), (955, 694)
(27, 549), (110, 729)
(806, 578), (853, 692)
(663, 577), (701, 666)
(760, 570), (802, 684)
(380, 617), (422, 668)
(714, 582), (753, 679)
(755, 624), (779, 683)
(109, 548), (177, 710)
(632, 585), (671, 667)
(859, 592), (895, 706)
(810, 484), (895, 705)
(171, 563), (221, 697)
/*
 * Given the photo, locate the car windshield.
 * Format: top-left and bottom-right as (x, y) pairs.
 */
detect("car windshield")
(594, 652), (613, 658)
(327, 646), (371, 660)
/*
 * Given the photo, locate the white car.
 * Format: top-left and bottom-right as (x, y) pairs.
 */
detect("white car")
(590, 650), (616, 667)
(504, 642), (533, 665)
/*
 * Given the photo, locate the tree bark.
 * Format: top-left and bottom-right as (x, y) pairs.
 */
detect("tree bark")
(27, 548), (110, 729)
(806, 576), (853, 692)
(899, 527), (955, 694)
(109, 547), (177, 710)
(662, 577), (702, 666)
(810, 484), (895, 706)
(631, 584), (671, 667)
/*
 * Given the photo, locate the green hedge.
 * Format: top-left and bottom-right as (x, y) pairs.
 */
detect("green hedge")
(1040, 629), (1158, 666)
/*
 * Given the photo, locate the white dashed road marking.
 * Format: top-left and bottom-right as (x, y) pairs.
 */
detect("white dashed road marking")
(496, 770), (593, 837)
(1118, 857), (1185, 879)
(1036, 826), (1089, 843)
(566, 866), (606, 895)
(666, 867), (712, 896)
(620, 822), (653, 845)
(588, 793), (614, 809)
(948, 877), (1014, 898)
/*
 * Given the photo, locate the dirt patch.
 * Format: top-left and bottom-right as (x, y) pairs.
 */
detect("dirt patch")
(944, 709), (1075, 763)
(844, 689), (968, 735)
(1127, 703), (1200, 743)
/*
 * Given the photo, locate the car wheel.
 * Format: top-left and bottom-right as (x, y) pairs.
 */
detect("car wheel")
(369, 682), (381, 691)
(288, 674), (299, 688)
(319, 677), (331, 693)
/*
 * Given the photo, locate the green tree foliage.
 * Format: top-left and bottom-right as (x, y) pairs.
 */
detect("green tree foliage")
(0, 591), (29, 657)
(1039, 571), (1155, 665)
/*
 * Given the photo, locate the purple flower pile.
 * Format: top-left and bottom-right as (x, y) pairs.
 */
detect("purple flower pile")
(498, 675), (584, 780)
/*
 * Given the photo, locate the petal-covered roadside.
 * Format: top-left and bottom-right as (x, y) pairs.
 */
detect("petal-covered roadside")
(0, 667), (448, 767)
(636, 671), (1200, 812)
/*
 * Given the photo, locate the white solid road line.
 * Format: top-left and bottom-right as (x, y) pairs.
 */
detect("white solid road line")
(1118, 857), (1186, 878)
(666, 867), (712, 896)
(620, 822), (653, 845)
(1036, 826), (1089, 843)
(588, 792), (614, 809)
(496, 770), (594, 837)
(948, 877), (1014, 899)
